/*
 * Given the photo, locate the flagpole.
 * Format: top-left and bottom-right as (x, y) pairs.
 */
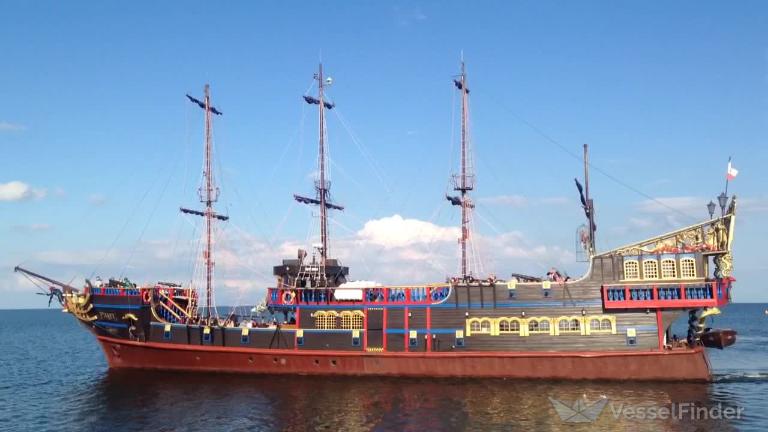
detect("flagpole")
(724, 156), (731, 198)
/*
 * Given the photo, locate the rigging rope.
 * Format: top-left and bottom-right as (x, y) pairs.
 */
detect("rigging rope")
(480, 91), (698, 222)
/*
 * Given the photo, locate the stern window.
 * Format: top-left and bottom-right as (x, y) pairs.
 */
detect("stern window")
(681, 258), (696, 279)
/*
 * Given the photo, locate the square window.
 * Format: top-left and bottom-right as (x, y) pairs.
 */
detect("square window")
(241, 335), (249, 344)
(297, 337), (304, 346)
(352, 337), (360, 347)
(163, 330), (171, 340)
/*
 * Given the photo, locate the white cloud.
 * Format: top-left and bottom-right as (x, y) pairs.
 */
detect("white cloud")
(0, 181), (46, 201)
(11, 223), (52, 233)
(8, 214), (576, 307)
(0, 121), (25, 132)
(635, 196), (704, 216)
(393, 5), (427, 26)
(355, 214), (458, 248)
(88, 193), (108, 206)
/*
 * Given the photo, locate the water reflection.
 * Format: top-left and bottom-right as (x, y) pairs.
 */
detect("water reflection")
(74, 371), (749, 431)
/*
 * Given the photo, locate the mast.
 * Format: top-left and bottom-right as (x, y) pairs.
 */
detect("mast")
(318, 64), (329, 263)
(447, 61), (475, 281)
(181, 85), (227, 322)
(584, 144), (595, 254)
(295, 63), (343, 271)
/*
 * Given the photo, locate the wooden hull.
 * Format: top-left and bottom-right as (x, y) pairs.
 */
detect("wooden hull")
(700, 329), (737, 349)
(97, 335), (712, 381)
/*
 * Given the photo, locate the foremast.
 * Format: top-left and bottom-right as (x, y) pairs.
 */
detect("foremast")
(447, 61), (475, 281)
(182, 85), (228, 323)
(294, 63), (344, 285)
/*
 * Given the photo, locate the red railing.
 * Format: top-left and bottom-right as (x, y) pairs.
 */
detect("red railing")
(602, 278), (733, 309)
(267, 285), (451, 307)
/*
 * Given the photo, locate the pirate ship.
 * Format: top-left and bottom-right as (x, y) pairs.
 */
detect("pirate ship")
(16, 63), (738, 381)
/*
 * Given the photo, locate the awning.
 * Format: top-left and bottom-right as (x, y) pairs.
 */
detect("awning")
(333, 289), (364, 301)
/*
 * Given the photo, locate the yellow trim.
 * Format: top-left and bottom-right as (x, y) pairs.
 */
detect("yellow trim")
(497, 317), (526, 336)
(164, 323), (172, 332)
(455, 330), (464, 338)
(626, 328), (637, 337)
(660, 258), (677, 279)
(680, 257), (697, 279)
(642, 259), (659, 280)
(203, 326), (211, 335)
(241, 327), (249, 336)
(585, 315), (617, 335)
(554, 316), (585, 335)
(542, 281), (552, 289)
(506, 280), (517, 290)
(296, 329), (304, 337)
(526, 316), (555, 335)
(622, 259), (640, 281)
(409, 330), (417, 339)
(352, 329), (360, 338)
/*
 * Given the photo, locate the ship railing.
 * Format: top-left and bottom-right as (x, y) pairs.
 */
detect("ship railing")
(87, 286), (141, 296)
(602, 278), (733, 310)
(267, 284), (452, 307)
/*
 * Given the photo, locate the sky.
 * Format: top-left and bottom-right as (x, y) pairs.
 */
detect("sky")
(1, 1), (767, 308)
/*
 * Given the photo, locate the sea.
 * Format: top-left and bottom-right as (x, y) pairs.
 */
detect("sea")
(0, 304), (766, 431)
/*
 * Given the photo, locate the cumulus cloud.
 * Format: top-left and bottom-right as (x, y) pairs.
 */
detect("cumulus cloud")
(13, 214), (576, 306)
(356, 214), (458, 248)
(0, 181), (46, 201)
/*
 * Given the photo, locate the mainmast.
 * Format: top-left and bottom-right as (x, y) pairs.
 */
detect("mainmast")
(295, 63), (343, 269)
(182, 85), (228, 322)
(447, 61), (475, 281)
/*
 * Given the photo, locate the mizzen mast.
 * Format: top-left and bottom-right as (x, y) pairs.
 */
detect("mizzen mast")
(295, 63), (343, 269)
(181, 85), (228, 322)
(447, 61), (475, 281)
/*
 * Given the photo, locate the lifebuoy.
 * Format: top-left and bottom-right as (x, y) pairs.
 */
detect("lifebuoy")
(142, 290), (151, 304)
(282, 290), (295, 305)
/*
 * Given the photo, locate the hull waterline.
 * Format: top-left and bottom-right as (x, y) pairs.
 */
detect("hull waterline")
(98, 335), (712, 382)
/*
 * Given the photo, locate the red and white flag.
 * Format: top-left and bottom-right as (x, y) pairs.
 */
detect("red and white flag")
(727, 160), (739, 180)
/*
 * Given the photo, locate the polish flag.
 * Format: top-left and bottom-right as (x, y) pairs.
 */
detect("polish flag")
(727, 161), (739, 180)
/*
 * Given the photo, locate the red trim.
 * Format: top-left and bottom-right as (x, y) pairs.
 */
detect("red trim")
(404, 307), (409, 353)
(294, 307), (300, 351)
(97, 335), (711, 380)
(363, 307), (368, 350)
(656, 309), (664, 350)
(382, 305), (388, 352)
(426, 306), (432, 352)
(97, 335), (703, 358)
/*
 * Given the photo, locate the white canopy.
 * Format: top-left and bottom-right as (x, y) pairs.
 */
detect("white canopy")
(333, 289), (364, 301)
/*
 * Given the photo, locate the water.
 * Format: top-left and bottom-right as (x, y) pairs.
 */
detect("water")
(1, 304), (766, 431)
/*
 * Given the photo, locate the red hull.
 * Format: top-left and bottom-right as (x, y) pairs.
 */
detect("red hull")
(97, 336), (712, 381)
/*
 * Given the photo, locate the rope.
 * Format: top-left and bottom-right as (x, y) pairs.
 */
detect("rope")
(480, 91), (698, 222)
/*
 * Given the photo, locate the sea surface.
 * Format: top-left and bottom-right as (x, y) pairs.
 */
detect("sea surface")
(1, 304), (766, 431)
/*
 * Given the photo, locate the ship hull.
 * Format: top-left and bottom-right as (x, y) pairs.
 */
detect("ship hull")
(97, 335), (712, 381)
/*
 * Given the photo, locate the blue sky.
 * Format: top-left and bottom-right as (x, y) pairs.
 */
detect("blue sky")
(2, 1), (767, 308)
